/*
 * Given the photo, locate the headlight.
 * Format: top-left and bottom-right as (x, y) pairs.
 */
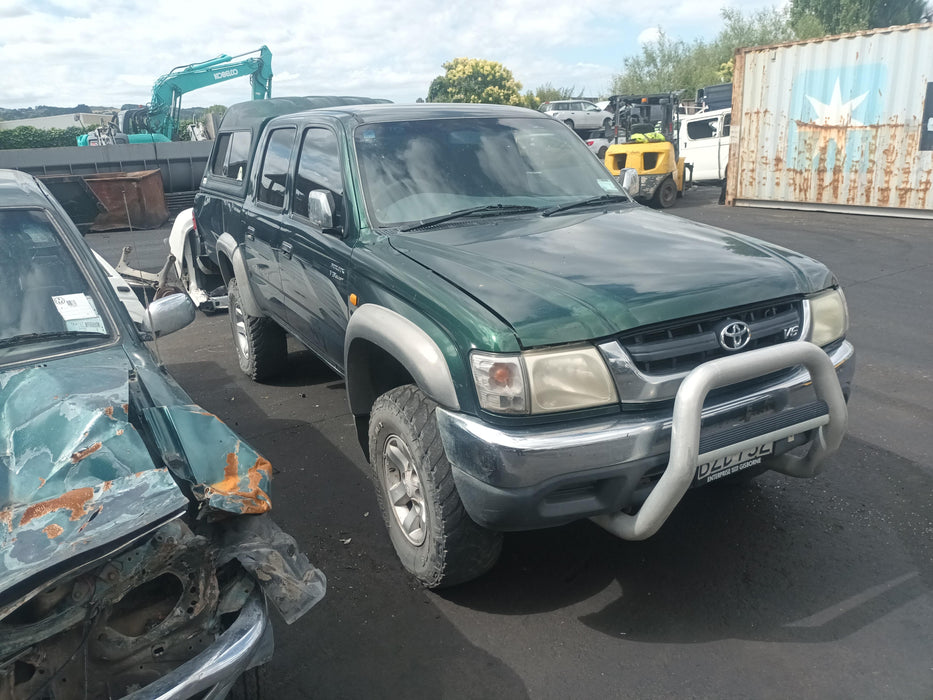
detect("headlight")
(470, 346), (617, 415)
(808, 287), (848, 347)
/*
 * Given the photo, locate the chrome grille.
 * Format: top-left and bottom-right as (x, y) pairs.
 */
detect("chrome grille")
(618, 300), (803, 375)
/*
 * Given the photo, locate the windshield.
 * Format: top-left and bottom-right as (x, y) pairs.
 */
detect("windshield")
(354, 116), (627, 228)
(0, 208), (111, 363)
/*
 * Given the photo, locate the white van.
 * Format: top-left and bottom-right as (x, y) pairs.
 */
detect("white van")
(680, 108), (731, 183)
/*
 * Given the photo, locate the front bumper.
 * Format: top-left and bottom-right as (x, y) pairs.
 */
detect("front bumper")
(436, 340), (854, 536)
(125, 590), (271, 700)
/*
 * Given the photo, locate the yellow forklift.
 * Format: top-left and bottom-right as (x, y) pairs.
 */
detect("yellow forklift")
(601, 93), (691, 208)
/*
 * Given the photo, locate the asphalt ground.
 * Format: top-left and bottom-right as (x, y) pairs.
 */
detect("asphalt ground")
(87, 187), (933, 699)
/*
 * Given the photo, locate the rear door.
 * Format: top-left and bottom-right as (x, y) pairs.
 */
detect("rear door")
(279, 123), (353, 370)
(242, 126), (296, 324)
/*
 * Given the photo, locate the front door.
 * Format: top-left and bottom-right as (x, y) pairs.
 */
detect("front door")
(681, 114), (723, 182)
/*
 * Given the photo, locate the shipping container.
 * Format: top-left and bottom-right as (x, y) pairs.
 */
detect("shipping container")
(726, 23), (933, 218)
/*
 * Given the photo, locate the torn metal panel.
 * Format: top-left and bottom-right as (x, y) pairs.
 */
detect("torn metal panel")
(144, 405), (274, 515)
(218, 514), (327, 625)
(0, 350), (187, 597)
(728, 23), (933, 217)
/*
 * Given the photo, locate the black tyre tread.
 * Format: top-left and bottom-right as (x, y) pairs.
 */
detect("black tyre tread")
(370, 385), (503, 588)
(228, 278), (286, 382)
(653, 177), (678, 209)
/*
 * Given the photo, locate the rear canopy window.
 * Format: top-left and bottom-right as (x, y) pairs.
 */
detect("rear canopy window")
(210, 131), (252, 181)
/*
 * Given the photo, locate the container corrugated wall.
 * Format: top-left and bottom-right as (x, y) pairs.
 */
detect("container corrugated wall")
(726, 23), (933, 218)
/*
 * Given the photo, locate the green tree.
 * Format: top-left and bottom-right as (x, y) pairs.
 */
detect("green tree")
(610, 7), (796, 97)
(790, 0), (930, 36)
(427, 58), (524, 105)
(520, 83), (580, 110)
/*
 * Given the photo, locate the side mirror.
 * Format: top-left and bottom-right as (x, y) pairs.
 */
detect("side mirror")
(141, 292), (196, 337)
(309, 190), (336, 231)
(617, 168), (640, 197)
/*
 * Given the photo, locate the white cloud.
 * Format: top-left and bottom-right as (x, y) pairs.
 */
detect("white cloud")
(638, 27), (662, 45)
(0, 0), (778, 109)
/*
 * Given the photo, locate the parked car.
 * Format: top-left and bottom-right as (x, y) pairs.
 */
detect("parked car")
(539, 100), (612, 131)
(0, 169), (325, 699)
(583, 129), (611, 160)
(179, 100), (852, 590)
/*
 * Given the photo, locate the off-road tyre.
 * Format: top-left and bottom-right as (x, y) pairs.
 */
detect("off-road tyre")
(653, 177), (678, 209)
(227, 277), (286, 382)
(597, 145), (608, 160)
(369, 385), (503, 588)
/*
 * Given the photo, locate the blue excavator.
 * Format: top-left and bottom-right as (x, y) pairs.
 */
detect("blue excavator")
(79, 46), (272, 145)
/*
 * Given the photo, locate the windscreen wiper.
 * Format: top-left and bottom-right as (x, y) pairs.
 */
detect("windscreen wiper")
(542, 193), (630, 217)
(0, 330), (107, 349)
(399, 204), (540, 232)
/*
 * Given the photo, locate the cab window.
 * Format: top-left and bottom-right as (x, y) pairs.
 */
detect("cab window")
(256, 128), (295, 208)
(293, 128), (343, 226)
(686, 119), (717, 140)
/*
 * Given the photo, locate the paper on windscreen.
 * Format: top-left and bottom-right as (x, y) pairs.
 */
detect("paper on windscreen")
(52, 293), (106, 334)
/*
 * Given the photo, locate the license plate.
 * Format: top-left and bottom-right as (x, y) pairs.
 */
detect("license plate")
(695, 442), (773, 484)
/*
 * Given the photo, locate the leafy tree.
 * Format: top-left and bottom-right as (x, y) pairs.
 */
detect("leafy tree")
(520, 83), (580, 110)
(790, 0), (930, 36)
(427, 58), (524, 105)
(610, 7), (796, 96)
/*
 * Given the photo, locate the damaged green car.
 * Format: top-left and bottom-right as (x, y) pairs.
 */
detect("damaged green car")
(0, 169), (325, 699)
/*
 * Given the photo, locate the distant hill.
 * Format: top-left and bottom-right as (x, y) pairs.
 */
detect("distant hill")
(1, 105), (216, 122)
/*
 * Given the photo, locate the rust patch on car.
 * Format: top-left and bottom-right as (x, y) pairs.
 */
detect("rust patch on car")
(43, 523), (64, 539)
(0, 509), (12, 532)
(20, 487), (95, 526)
(104, 406), (115, 418)
(71, 442), (103, 463)
(207, 452), (272, 514)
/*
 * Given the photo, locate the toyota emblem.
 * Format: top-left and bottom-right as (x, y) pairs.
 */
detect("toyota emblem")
(719, 321), (751, 351)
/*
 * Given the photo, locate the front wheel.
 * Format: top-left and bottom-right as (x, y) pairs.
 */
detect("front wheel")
(653, 177), (678, 209)
(563, 119), (574, 130)
(369, 385), (503, 588)
(227, 277), (286, 381)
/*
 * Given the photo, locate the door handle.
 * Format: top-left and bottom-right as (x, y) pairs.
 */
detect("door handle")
(281, 241), (293, 260)
(245, 225), (255, 241)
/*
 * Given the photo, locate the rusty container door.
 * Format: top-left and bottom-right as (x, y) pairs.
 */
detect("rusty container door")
(727, 23), (933, 218)
(83, 169), (170, 231)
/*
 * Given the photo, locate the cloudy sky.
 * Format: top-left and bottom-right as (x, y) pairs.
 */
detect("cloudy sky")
(1, 0), (780, 109)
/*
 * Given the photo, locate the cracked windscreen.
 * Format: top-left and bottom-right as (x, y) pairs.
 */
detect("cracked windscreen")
(354, 116), (628, 228)
(0, 208), (111, 361)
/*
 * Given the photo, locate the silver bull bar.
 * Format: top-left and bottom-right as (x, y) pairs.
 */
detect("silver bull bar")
(591, 341), (848, 541)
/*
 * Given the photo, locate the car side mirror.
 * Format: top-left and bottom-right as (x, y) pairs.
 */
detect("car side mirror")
(309, 190), (336, 231)
(141, 292), (196, 337)
(617, 168), (640, 197)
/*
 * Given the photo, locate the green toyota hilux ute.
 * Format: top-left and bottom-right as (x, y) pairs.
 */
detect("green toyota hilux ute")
(185, 98), (854, 588)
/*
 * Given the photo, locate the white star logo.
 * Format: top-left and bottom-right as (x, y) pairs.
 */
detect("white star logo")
(806, 78), (868, 126)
